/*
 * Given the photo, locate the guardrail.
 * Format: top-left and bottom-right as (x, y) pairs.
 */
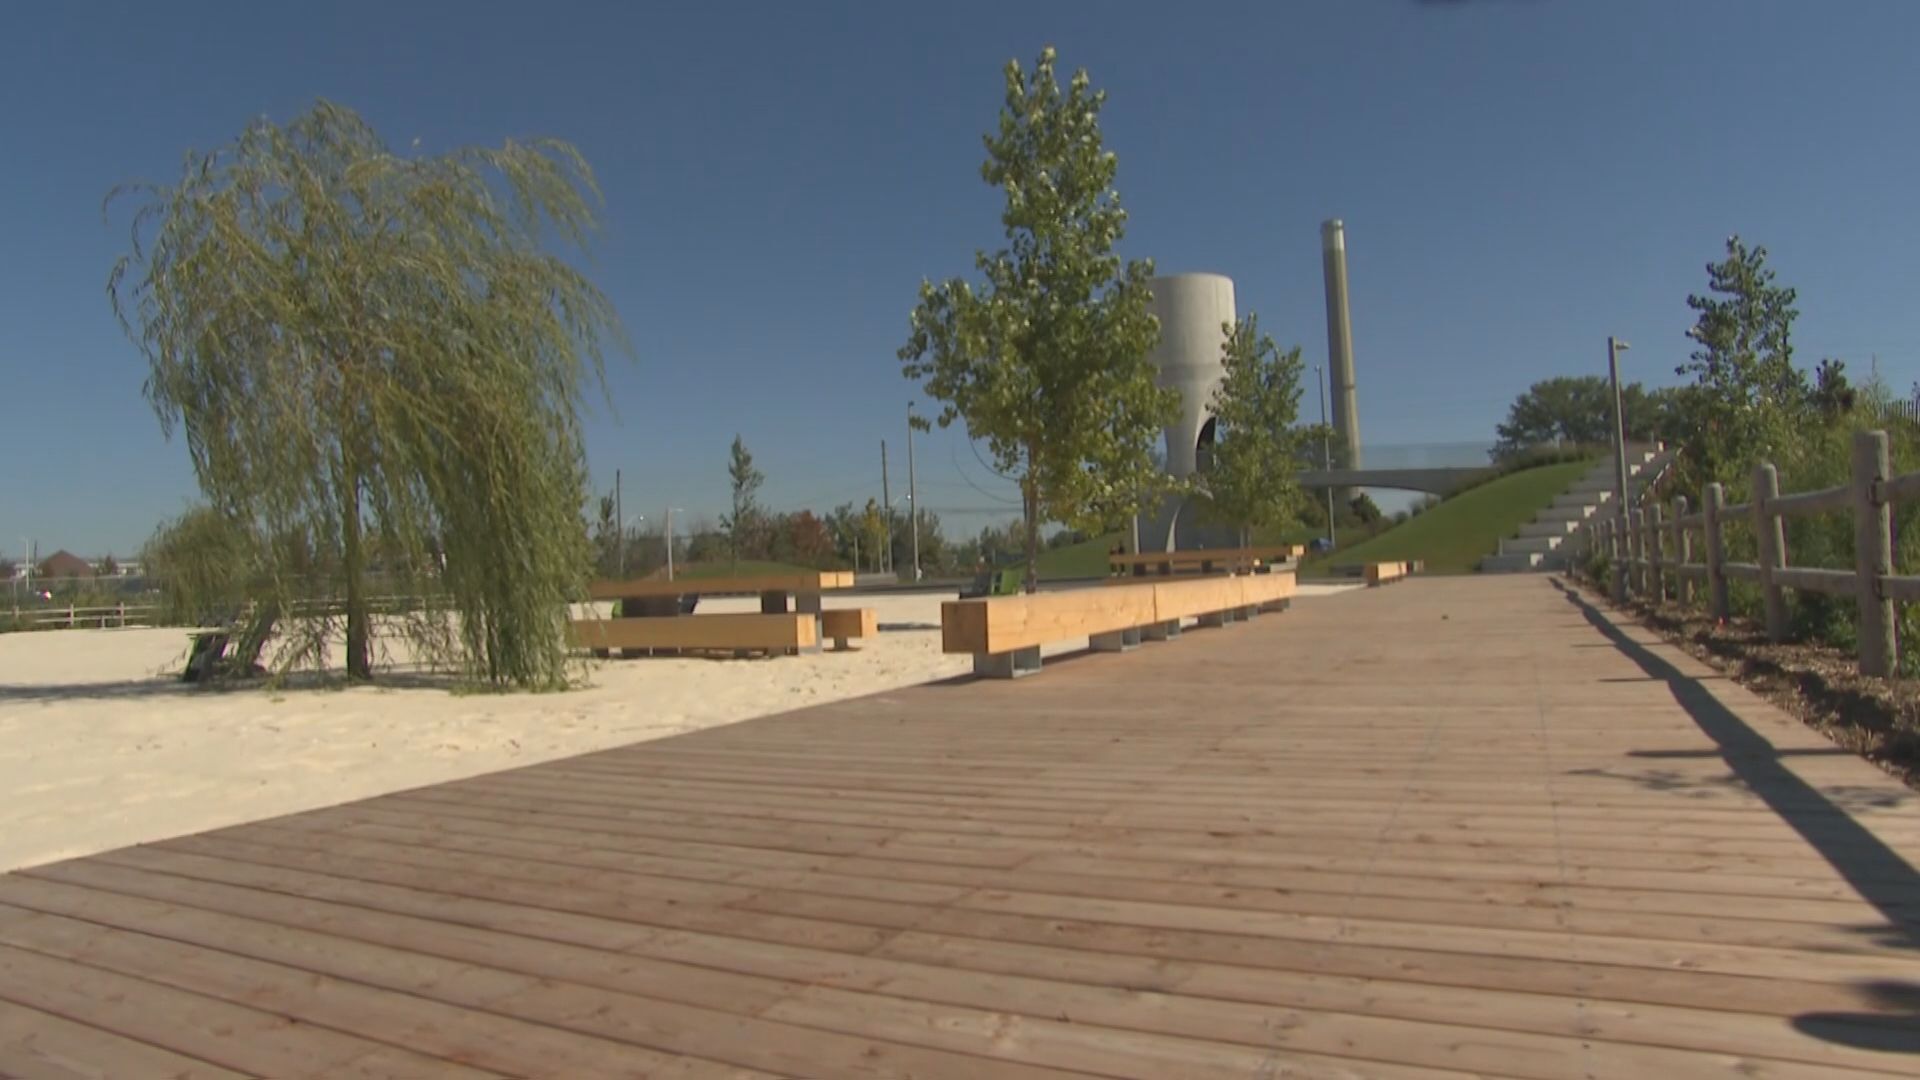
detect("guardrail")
(1577, 429), (1903, 676)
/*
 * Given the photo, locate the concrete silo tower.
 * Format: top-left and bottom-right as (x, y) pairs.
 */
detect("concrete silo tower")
(1145, 273), (1236, 478)
(1135, 273), (1237, 552)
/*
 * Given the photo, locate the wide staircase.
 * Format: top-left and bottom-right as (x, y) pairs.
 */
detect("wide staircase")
(1480, 444), (1672, 573)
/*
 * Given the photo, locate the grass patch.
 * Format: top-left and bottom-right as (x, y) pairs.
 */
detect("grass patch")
(1307, 458), (1596, 575)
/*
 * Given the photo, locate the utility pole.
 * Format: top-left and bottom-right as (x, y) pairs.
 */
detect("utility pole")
(664, 507), (681, 581)
(1316, 365), (1336, 548)
(614, 469), (624, 577)
(907, 402), (921, 581)
(880, 440), (893, 577)
(1608, 336), (1632, 604)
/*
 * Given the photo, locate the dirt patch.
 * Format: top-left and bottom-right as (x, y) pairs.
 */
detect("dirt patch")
(1568, 577), (1920, 790)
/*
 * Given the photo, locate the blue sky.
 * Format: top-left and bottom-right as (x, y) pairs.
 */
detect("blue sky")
(6, 0), (1920, 556)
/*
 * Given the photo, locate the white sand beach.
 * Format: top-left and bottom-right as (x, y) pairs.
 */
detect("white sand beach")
(0, 584), (1359, 871)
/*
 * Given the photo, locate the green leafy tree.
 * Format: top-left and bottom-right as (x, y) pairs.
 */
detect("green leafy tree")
(1203, 315), (1308, 545)
(1492, 376), (1680, 461)
(720, 435), (765, 566)
(110, 102), (623, 687)
(1675, 235), (1808, 483)
(861, 499), (889, 572)
(899, 46), (1173, 592)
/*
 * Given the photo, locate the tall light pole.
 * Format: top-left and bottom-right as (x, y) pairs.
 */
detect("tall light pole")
(1608, 336), (1632, 604)
(1315, 365), (1336, 548)
(664, 507), (684, 581)
(907, 402), (921, 581)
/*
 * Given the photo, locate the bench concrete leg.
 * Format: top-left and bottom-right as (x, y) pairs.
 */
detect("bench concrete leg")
(974, 646), (1042, 679)
(795, 593), (823, 615)
(1198, 611), (1229, 628)
(1090, 626), (1142, 652)
(1143, 620), (1181, 641)
(831, 636), (852, 651)
(1259, 598), (1292, 614)
(760, 590), (790, 614)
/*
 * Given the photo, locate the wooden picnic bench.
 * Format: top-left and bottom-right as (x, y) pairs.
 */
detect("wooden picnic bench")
(1109, 544), (1304, 578)
(943, 571), (1296, 678)
(576, 570), (875, 657)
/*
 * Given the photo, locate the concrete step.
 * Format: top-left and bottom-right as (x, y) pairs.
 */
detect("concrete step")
(1481, 552), (1543, 573)
(1503, 535), (1564, 555)
(1538, 503), (1598, 521)
(1519, 519), (1581, 538)
(1551, 490), (1610, 508)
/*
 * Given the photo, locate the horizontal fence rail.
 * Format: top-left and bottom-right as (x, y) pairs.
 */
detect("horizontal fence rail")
(1575, 429), (1902, 678)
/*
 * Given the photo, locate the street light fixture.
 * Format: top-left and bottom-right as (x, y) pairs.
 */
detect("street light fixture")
(1608, 336), (1632, 604)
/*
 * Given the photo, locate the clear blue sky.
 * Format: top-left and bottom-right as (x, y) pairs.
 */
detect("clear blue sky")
(6, 0), (1920, 556)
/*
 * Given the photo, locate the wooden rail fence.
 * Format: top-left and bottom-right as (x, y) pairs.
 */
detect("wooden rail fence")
(1579, 428), (1907, 676)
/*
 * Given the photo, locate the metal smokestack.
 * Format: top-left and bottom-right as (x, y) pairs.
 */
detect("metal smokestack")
(1320, 220), (1362, 490)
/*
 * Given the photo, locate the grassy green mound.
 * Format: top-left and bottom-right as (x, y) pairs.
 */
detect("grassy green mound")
(1308, 458), (1595, 575)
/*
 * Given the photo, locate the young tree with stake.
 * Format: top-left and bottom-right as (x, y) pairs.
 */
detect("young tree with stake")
(900, 47), (1173, 592)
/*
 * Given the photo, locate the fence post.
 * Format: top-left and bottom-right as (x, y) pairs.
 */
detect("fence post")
(1705, 482), (1729, 620)
(1852, 430), (1895, 677)
(1673, 495), (1693, 607)
(1649, 503), (1666, 601)
(1605, 516), (1619, 589)
(1753, 462), (1788, 642)
(1632, 508), (1648, 596)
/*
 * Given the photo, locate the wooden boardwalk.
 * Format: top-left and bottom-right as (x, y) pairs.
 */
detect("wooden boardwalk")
(2, 576), (1917, 1078)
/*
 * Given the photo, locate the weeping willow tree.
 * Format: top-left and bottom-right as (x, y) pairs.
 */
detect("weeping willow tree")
(109, 102), (625, 688)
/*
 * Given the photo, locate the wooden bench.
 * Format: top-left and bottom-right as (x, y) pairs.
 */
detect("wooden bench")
(819, 608), (876, 651)
(591, 570), (854, 615)
(1109, 544), (1303, 578)
(568, 613), (817, 658)
(943, 572), (1296, 678)
(1364, 561), (1412, 586)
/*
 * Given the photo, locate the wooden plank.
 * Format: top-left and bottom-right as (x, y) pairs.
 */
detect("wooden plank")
(0, 942), (458, 1079)
(943, 572), (1297, 657)
(567, 612), (815, 652)
(942, 584), (1159, 655)
(1364, 561), (1409, 585)
(7, 576), (1920, 1078)
(0, 1001), (252, 1080)
(588, 571), (851, 600)
(819, 607), (876, 647)
(0, 909), (765, 1079)
(0, 885), (1059, 1080)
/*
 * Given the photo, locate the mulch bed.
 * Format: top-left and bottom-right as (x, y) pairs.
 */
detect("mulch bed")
(1571, 577), (1920, 790)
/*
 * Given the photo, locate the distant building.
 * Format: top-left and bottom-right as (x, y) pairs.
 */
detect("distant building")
(37, 550), (94, 579)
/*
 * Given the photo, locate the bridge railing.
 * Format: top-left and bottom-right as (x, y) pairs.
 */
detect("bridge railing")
(1578, 429), (1907, 677)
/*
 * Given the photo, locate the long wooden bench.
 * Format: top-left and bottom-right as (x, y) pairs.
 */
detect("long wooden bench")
(1109, 545), (1304, 578)
(943, 572), (1296, 678)
(1367, 557), (1428, 584)
(819, 607), (876, 651)
(568, 613), (817, 657)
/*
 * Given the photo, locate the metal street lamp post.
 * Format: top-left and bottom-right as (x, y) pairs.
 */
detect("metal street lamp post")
(1608, 336), (1632, 604)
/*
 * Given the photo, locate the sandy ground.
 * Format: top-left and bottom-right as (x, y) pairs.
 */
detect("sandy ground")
(0, 584), (1360, 871)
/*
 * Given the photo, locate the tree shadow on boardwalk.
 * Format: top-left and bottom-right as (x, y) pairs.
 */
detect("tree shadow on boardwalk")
(1551, 582), (1920, 1051)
